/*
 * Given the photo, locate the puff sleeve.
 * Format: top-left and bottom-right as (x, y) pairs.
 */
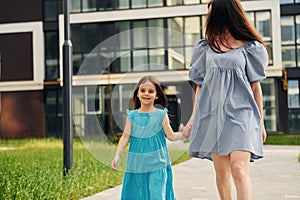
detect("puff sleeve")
(189, 39), (208, 86)
(244, 41), (269, 83)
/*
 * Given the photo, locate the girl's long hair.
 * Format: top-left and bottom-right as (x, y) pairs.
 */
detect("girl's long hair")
(131, 76), (168, 110)
(205, 0), (268, 54)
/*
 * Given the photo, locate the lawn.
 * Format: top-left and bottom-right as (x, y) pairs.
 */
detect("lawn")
(0, 138), (189, 200)
(1, 134), (299, 200)
(264, 134), (300, 145)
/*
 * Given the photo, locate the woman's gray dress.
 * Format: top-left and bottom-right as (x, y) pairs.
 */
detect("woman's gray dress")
(189, 39), (268, 161)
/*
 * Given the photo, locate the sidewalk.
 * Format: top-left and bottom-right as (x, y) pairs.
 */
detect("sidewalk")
(82, 145), (300, 200)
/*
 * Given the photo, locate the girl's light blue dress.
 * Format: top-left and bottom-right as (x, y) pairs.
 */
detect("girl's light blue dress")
(189, 39), (269, 161)
(121, 108), (176, 200)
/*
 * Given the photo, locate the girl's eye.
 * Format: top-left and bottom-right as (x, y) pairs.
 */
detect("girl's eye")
(148, 90), (154, 93)
(140, 89), (145, 92)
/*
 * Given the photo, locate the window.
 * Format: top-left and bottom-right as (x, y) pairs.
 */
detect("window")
(281, 15), (300, 68)
(45, 87), (62, 137)
(86, 86), (102, 114)
(45, 32), (59, 80)
(261, 78), (277, 132)
(280, 0), (298, 4)
(71, 12), (272, 74)
(288, 80), (300, 132)
(288, 80), (300, 108)
(132, 0), (147, 8)
(256, 12), (272, 42)
(247, 10), (273, 64)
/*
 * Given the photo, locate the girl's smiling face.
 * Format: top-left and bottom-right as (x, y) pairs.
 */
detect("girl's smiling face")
(137, 81), (158, 106)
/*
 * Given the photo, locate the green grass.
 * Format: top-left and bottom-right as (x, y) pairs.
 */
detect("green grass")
(0, 138), (190, 200)
(1, 134), (298, 199)
(264, 134), (300, 145)
(264, 134), (300, 163)
(0, 138), (123, 200)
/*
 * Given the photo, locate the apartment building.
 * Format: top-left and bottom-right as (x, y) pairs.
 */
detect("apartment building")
(0, 0), (299, 138)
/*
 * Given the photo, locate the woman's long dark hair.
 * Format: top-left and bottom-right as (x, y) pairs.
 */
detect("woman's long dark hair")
(131, 76), (168, 109)
(205, 0), (269, 54)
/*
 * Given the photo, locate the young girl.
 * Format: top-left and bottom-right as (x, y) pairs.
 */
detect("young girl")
(111, 75), (186, 200)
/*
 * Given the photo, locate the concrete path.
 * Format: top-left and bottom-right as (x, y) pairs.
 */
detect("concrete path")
(82, 145), (300, 200)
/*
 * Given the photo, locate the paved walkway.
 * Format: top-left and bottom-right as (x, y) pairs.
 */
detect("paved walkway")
(82, 145), (300, 200)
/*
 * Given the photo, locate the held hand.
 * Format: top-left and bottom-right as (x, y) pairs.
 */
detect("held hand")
(182, 124), (192, 138)
(111, 156), (119, 171)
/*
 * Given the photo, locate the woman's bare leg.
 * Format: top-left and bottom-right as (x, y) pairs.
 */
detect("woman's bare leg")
(211, 153), (233, 200)
(230, 151), (253, 200)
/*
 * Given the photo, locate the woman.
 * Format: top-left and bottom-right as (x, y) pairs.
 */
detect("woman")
(183, 0), (269, 199)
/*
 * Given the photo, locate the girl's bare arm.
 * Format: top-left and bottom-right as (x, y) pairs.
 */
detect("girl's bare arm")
(163, 115), (184, 141)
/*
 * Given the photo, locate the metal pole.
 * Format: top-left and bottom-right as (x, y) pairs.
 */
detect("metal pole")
(63, 0), (73, 176)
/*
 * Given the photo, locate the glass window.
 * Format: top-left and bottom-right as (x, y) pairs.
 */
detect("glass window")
(280, 0), (294, 4)
(119, 84), (135, 112)
(149, 20), (165, 48)
(81, 52), (100, 75)
(133, 50), (148, 71)
(288, 109), (300, 132)
(44, 1), (58, 21)
(281, 16), (295, 45)
(98, 23), (117, 44)
(185, 46), (193, 69)
(57, 89), (63, 115)
(281, 16), (297, 68)
(132, 21), (147, 49)
(288, 80), (300, 108)
(70, 0), (81, 12)
(114, 0), (130, 9)
(82, 0), (96, 11)
(167, 0), (183, 6)
(201, 0), (210, 3)
(132, 0), (146, 8)
(148, 0), (163, 7)
(201, 15), (207, 38)
(46, 59), (59, 80)
(97, 0), (113, 10)
(149, 49), (165, 70)
(168, 18), (184, 46)
(45, 90), (58, 115)
(45, 32), (58, 59)
(119, 51), (131, 72)
(45, 32), (59, 80)
(282, 46), (296, 68)
(261, 78), (277, 132)
(168, 47), (184, 70)
(115, 22), (130, 50)
(86, 86), (101, 113)
(246, 12), (255, 26)
(82, 24), (98, 53)
(73, 53), (84, 75)
(184, 0), (200, 4)
(298, 46), (300, 67)
(288, 79), (300, 132)
(185, 17), (200, 42)
(73, 86), (84, 115)
(71, 24), (83, 53)
(256, 11), (271, 41)
(297, 15), (300, 44)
